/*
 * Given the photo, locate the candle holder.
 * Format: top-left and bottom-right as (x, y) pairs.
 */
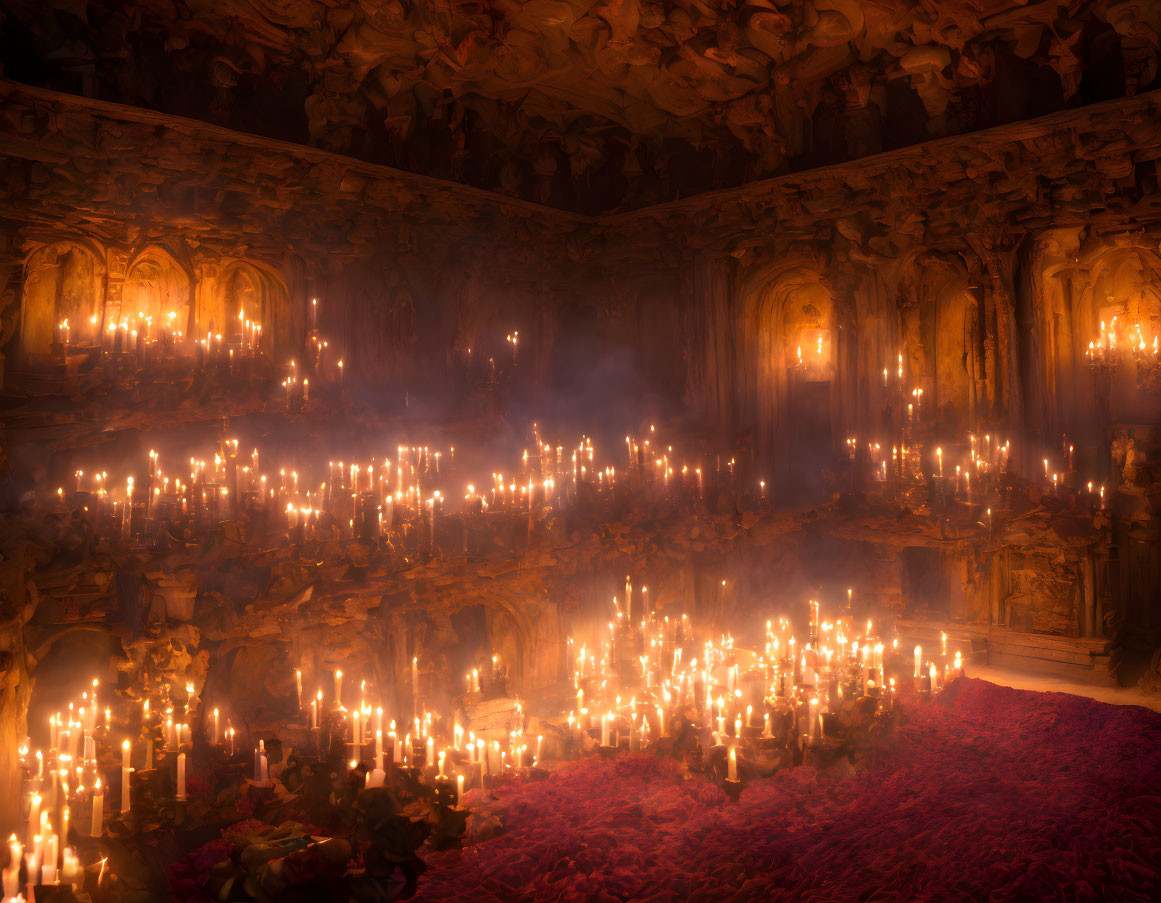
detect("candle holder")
(433, 775), (457, 810)
(430, 800), (471, 851)
(722, 778), (743, 801)
(597, 744), (617, 759)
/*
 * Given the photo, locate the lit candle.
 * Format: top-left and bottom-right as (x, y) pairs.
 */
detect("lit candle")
(176, 753), (186, 801)
(117, 740), (132, 814)
(24, 848), (38, 903)
(2, 835), (21, 899)
(89, 779), (103, 837)
(727, 746), (738, 782)
(40, 834), (56, 886)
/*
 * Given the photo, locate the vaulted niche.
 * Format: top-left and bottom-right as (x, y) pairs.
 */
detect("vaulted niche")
(121, 247), (192, 338)
(1038, 243), (1161, 471)
(205, 260), (291, 354)
(21, 242), (105, 354)
(900, 254), (989, 435)
(1079, 247), (1161, 423)
(746, 265), (852, 494)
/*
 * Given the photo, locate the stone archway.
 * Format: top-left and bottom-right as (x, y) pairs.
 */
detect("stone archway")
(21, 240), (106, 354)
(898, 252), (986, 434)
(740, 261), (853, 489)
(210, 260), (292, 355)
(1072, 245), (1161, 425)
(121, 246), (193, 339)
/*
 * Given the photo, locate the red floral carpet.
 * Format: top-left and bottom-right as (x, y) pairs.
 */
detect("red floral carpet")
(415, 679), (1161, 902)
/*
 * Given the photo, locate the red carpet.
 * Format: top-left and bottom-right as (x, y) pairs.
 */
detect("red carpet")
(414, 678), (1161, 902)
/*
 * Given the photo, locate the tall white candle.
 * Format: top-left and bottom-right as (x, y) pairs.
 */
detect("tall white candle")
(176, 753), (187, 801)
(24, 849), (38, 903)
(120, 741), (132, 813)
(2, 835), (20, 899)
(27, 793), (40, 848)
(89, 779), (104, 837)
(41, 836), (57, 886)
(728, 746), (738, 782)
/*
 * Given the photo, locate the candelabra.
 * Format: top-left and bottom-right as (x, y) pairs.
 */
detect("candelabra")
(1085, 316), (1159, 383)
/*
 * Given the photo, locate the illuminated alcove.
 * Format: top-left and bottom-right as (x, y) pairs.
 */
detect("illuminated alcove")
(899, 253), (989, 434)
(20, 241), (106, 354)
(120, 247), (193, 338)
(201, 260), (292, 353)
(742, 263), (853, 490)
(1040, 244), (1161, 444)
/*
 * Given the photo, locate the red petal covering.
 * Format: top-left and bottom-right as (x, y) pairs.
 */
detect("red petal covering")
(415, 679), (1161, 902)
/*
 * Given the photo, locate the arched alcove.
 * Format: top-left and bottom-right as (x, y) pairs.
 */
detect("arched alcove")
(1081, 247), (1161, 339)
(932, 287), (983, 430)
(899, 254), (986, 433)
(21, 241), (106, 354)
(742, 263), (853, 489)
(1074, 246), (1161, 424)
(209, 260), (291, 353)
(122, 246), (192, 337)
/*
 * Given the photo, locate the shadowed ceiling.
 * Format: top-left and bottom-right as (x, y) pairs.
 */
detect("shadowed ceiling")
(1, 1), (1158, 212)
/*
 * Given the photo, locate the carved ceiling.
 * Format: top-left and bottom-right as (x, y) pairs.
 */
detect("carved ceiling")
(1, 1), (1159, 211)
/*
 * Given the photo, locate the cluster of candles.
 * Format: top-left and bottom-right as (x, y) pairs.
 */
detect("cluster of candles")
(844, 427), (1014, 497)
(789, 329), (828, 371)
(288, 658), (531, 806)
(8, 679), (113, 900)
(1085, 315), (1160, 367)
(6, 588), (966, 903)
(564, 586), (965, 785)
(281, 304), (343, 408)
(859, 349), (1117, 510)
(9, 674), (235, 899)
(46, 423), (756, 544)
(51, 306), (267, 366)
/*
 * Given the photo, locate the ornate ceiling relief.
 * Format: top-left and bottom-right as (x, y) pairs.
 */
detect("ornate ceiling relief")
(2, 1), (1157, 211)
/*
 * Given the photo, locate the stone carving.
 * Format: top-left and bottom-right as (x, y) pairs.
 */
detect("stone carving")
(1, 1), (1155, 210)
